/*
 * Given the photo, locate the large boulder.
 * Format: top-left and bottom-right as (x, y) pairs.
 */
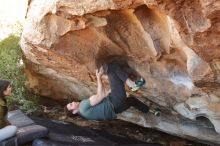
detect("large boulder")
(21, 0), (220, 145)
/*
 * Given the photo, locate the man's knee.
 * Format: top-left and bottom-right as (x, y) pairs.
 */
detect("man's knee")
(107, 62), (120, 74)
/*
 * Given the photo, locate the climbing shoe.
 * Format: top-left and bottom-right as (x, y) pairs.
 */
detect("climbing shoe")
(131, 77), (146, 92)
(149, 108), (161, 117)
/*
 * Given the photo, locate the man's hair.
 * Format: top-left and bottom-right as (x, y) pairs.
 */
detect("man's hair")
(0, 79), (10, 97)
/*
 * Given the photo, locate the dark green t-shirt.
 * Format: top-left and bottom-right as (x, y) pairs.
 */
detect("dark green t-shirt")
(79, 97), (116, 120)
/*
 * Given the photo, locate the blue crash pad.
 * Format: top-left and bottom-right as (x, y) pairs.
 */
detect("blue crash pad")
(0, 110), (48, 146)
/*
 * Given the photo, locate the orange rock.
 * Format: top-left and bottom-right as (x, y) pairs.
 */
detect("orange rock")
(21, 0), (220, 144)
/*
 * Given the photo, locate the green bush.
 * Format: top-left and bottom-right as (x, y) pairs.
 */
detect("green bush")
(0, 35), (40, 114)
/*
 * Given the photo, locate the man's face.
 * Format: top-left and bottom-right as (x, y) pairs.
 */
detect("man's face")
(66, 102), (79, 114)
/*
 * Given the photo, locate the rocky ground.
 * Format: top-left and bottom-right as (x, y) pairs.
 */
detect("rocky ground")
(33, 97), (209, 146)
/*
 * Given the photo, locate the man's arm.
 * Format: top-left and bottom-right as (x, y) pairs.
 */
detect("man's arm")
(89, 67), (106, 106)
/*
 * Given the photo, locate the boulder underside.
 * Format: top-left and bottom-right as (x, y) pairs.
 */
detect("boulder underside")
(21, 0), (220, 145)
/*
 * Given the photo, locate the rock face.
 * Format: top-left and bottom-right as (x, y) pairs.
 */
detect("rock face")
(21, 0), (220, 145)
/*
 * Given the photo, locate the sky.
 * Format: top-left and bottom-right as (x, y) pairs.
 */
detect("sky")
(0, 0), (28, 39)
(0, 0), (28, 24)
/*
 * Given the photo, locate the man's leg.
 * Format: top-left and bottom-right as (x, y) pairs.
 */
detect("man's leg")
(107, 62), (128, 112)
(122, 96), (149, 113)
(107, 62), (128, 83)
(106, 62), (144, 113)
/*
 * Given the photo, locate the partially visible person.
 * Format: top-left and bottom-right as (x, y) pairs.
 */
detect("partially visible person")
(0, 80), (17, 141)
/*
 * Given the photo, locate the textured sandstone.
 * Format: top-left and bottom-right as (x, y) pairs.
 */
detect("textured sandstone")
(21, 0), (220, 144)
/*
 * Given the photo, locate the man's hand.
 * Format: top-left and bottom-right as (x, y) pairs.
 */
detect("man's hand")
(96, 66), (104, 78)
(90, 66), (106, 106)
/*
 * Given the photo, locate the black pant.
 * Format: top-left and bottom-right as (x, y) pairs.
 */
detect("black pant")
(107, 62), (149, 114)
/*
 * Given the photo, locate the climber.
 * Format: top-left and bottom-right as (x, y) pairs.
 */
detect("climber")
(66, 62), (156, 120)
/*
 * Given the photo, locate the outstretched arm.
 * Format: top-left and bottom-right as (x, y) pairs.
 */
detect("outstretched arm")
(89, 67), (106, 106)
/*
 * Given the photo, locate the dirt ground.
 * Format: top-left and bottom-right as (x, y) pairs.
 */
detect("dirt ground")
(32, 97), (210, 146)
